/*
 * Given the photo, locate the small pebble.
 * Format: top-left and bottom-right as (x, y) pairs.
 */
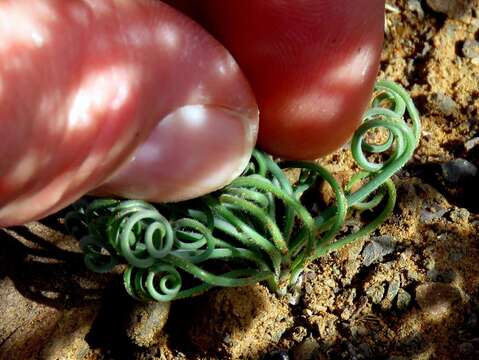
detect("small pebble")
(396, 289), (412, 311)
(420, 207), (448, 223)
(223, 335), (232, 344)
(366, 284), (386, 304)
(362, 236), (396, 266)
(408, 0), (425, 18)
(441, 159), (478, 185)
(432, 92), (457, 116)
(464, 137), (479, 151)
(462, 40), (479, 59)
(449, 208), (470, 223)
(352, 324), (369, 337)
(291, 326), (308, 343)
(385, 277), (401, 303)
(424, 256), (436, 271)
(324, 278), (336, 288)
(341, 308), (353, 321)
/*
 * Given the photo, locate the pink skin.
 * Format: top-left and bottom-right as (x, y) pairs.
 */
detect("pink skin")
(0, 0), (385, 227)
(174, 0), (385, 160)
(95, 105), (256, 202)
(0, 0), (257, 226)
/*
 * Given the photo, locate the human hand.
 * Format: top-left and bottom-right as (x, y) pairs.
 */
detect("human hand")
(0, 0), (384, 226)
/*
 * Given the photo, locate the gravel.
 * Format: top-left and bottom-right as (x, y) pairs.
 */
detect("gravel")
(362, 236), (396, 267)
(462, 40), (479, 59)
(440, 158), (478, 185)
(396, 289), (412, 310)
(432, 92), (457, 116)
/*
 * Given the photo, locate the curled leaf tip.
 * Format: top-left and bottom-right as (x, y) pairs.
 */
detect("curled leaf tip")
(65, 80), (421, 301)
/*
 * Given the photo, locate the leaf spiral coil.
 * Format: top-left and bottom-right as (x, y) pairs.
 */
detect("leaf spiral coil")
(65, 80), (421, 301)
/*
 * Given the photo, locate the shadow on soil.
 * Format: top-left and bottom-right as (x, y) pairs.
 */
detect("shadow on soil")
(0, 223), (104, 309)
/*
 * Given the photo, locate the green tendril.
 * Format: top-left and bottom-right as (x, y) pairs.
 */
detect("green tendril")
(66, 80), (421, 301)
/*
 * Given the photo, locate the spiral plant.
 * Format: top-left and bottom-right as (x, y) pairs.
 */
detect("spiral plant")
(65, 80), (421, 302)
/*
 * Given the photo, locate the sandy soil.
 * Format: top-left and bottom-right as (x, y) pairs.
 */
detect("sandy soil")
(1, 1), (479, 359)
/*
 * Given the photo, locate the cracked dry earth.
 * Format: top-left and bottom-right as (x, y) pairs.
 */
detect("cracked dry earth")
(1, 1), (479, 359)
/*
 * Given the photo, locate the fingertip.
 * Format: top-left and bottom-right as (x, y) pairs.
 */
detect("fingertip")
(95, 104), (258, 202)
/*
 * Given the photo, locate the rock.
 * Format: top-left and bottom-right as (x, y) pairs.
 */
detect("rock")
(459, 342), (474, 355)
(408, 0), (424, 19)
(362, 236), (396, 267)
(462, 40), (479, 59)
(464, 137), (479, 151)
(449, 208), (470, 223)
(432, 92), (457, 116)
(293, 337), (320, 360)
(382, 276), (401, 310)
(441, 159), (478, 185)
(387, 277), (401, 301)
(424, 255), (435, 271)
(426, 0), (468, 17)
(366, 284), (385, 304)
(291, 326), (308, 343)
(415, 282), (462, 318)
(324, 278), (336, 288)
(340, 308), (353, 321)
(309, 313), (338, 345)
(445, 23), (460, 39)
(287, 280), (302, 306)
(263, 350), (289, 360)
(350, 323), (368, 338)
(420, 206), (449, 223)
(126, 301), (171, 347)
(396, 289), (412, 311)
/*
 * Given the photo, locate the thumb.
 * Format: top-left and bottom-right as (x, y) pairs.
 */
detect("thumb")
(0, 0), (257, 226)
(95, 104), (257, 202)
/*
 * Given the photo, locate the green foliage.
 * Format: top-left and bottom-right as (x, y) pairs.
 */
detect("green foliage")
(65, 80), (421, 301)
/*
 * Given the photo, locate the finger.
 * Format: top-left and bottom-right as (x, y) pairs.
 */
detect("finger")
(166, 0), (385, 159)
(0, 0), (257, 226)
(95, 104), (256, 202)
